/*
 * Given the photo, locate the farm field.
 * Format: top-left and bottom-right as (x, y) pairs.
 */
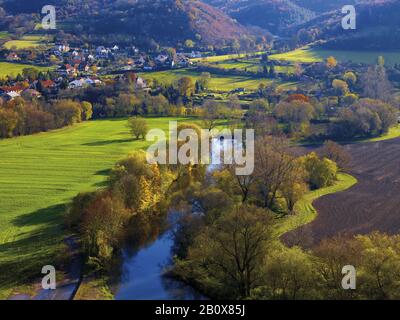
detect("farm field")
(0, 62), (52, 79)
(270, 46), (400, 66)
(296, 137), (400, 245)
(3, 35), (51, 50)
(141, 68), (296, 92)
(0, 117), (190, 298)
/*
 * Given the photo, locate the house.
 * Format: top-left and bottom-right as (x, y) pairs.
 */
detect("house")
(96, 46), (111, 58)
(40, 80), (56, 89)
(21, 89), (41, 99)
(78, 63), (90, 72)
(1, 91), (20, 101)
(135, 77), (147, 90)
(56, 44), (70, 52)
(57, 64), (77, 76)
(190, 51), (202, 59)
(155, 54), (169, 65)
(68, 79), (84, 89)
(6, 52), (20, 61)
(0, 85), (24, 94)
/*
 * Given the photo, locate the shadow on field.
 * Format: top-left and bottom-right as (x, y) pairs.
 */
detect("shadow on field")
(93, 169), (111, 187)
(82, 138), (133, 146)
(0, 204), (67, 296)
(12, 204), (65, 227)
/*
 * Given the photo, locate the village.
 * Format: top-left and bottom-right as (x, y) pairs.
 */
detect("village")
(0, 41), (203, 101)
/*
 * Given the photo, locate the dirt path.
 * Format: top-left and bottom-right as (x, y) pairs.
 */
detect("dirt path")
(301, 137), (400, 245)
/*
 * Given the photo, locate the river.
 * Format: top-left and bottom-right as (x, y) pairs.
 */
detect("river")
(114, 138), (237, 300)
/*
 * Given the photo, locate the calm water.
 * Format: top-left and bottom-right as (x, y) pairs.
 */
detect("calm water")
(115, 228), (204, 300)
(115, 139), (238, 300)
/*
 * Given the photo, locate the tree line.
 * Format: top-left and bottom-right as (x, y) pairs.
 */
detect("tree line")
(0, 97), (92, 139)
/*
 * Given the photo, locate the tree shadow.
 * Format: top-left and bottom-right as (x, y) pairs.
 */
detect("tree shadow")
(0, 204), (68, 293)
(11, 204), (65, 227)
(82, 138), (134, 147)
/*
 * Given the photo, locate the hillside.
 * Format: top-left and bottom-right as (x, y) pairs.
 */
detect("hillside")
(0, 0), (250, 46)
(204, 0), (316, 34)
(292, 0), (400, 50)
(292, 0), (357, 13)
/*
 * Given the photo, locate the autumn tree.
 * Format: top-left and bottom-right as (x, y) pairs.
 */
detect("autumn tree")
(332, 79), (349, 96)
(326, 56), (337, 69)
(176, 77), (195, 98)
(280, 159), (308, 213)
(80, 101), (93, 121)
(301, 152), (337, 189)
(0, 108), (18, 138)
(274, 100), (315, 134)
(179, 205), (272, 299)
(254, 136), (296, 209)
(52, 99), (82, 127)
(201, 100), (223, 130)
(128, 117), (148, 140)
(361, 65), (393, 102)
(320, 140), (351, 171)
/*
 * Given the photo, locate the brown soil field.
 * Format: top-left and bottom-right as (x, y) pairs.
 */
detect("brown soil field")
(289, 138), (400, 246)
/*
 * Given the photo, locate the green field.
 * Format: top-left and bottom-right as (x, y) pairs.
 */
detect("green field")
(275, 173), (358, 237)
(191, 52), (264, 63)
(141, 68), (296, 92)
(3, 35), (51, 50)
(0, 117), (190, 298)
(270, 46), (400, 66)
(0, 62), (52, 79)
(0, 32), (9, 39)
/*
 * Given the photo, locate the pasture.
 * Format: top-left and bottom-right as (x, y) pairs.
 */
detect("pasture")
(270, 46), (400, 66)
(0, 62), (52, 79)
(3, 35), (51, 50)
(141, 68), (296, 92)
(0, 117), (189, 298)
(0, 31), (9, 39)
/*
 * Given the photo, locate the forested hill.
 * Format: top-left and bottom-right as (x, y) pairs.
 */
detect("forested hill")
(0, 0), (251, 46)
(291, 0), (400, 50)
(203, 0), (316, 34)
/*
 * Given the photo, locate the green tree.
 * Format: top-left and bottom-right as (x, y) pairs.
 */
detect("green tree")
(80, 101), (93, 121)
(128, 117), (149, 140)
(301, 152), (337, 189)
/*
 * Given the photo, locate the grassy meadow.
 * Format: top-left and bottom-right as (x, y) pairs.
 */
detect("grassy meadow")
(141, 68), (297, 92)
(0, 31), (9, 39)
(0, 62), (52, 79)
(0, 117), (191, 298)
(270, 46), (400, 66)
(3, 35), (51, 50)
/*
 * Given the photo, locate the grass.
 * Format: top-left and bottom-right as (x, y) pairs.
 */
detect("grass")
(361, 126), (400, 143)
(270, 46), (400, 66)
(0, 31), (9, 39)
(141, 68), (296, 92)
(274, 173), (358, 237)
(0, 62), (52, 79)
(0, 117), (192, 299)
(3, 35), (51, 50)
(191, 52), (264, 63)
